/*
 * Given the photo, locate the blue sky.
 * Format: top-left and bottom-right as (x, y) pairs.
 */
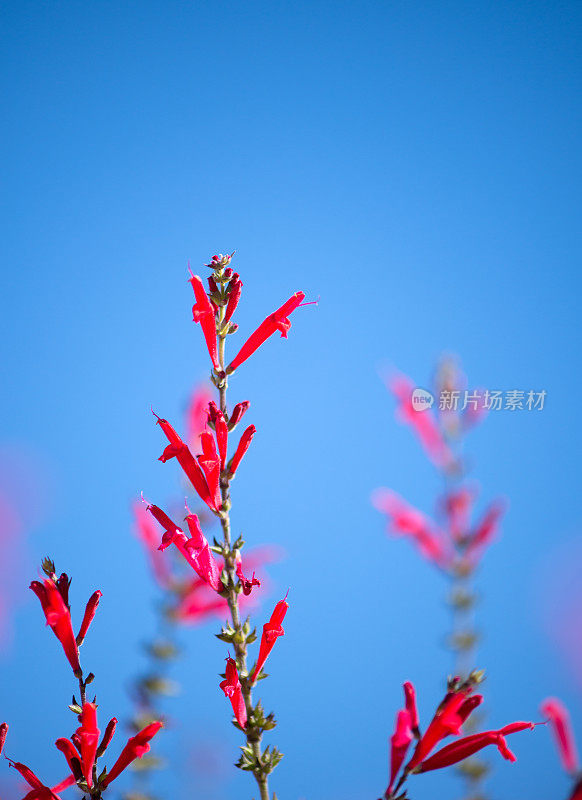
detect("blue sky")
(1, 1), (581, 798)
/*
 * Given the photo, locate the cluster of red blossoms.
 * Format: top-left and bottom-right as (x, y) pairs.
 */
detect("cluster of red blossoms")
(0, 562), (162, 798)
(382, 674), (538, 798)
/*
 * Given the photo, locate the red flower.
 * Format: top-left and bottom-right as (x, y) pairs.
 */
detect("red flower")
(101, 722), (163, 787)
(224, 274), (243, 325)
(76, 591), (102, 647)
(403, 682), (419, 736)
(30, 579), (80, 674)
(197, 431), (222, 509)
(220, 656), (247, 729)
(541, 697), (579, 773)
(6, 758), (65, 800)
(406, 686), (473, 770)
(97, 717), (117, 757)
(387, 710), (413, 795)
(229, 400), (250, 428)
(228, 425), (256, 478)
(413, 722), (534, 772)
(56, 706), (102, 788)
(235, 556), (261, 596)
(154, 412), (218, 512)
(226, 291), (306, 373)
(147, 503), (223, 592)
(188, 272), (220, 371)
(250, 597), (288, 684)
(75, 702), (100, 787)
(207, 401), (229, 470)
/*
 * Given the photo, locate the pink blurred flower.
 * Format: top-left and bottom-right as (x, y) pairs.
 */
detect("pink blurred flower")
(540, 697), (579, 773)
(372, 489), (452, 570)
(388, 372), (454, 469)
(440, 486), (477, 542)
(465, 499), (507, 565)
(133, 501), (172, 588)
(186, 385), (213, 449)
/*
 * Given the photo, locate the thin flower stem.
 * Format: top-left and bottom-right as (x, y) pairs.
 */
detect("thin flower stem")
(216, 301), (271, 800)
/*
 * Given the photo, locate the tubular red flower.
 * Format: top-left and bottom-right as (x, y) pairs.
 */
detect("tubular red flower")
(224, 274), (243, 325)
(154, 412), (217, 511)
(7, 758), (62, 799)
(0, 722), (7, 756)
(97, 717), (118, 758)
(75, 702), (100, 787)
(55, 738), (83, 781)
(387, 709), (413, 794)
(403, 682), (420, 735)
(415, 731), (508, 772)
(406, 687), (473, 770)
(76, 591), (102, 647)
(541, 697), (580, 773)
(197, 431), (222, 509)
(220, 656), (247, 729)
(184, 512), (223, 592)
(457, 694), (484, 725)
(207, 402), (229, 470)
(235, 557), (261, 596)
(229, 400), (250, 428)
(101, 721), (163, 787)
(188, 273), (220, 371)
(30, 579), (80, 673)
(51, 775), (77, 794)
(227, 291), (305, 373)
(414, 721), (535, 773)
(250, 597), (288, 684)
(228, 425), (256, 477)
(148, 503), (223, 592)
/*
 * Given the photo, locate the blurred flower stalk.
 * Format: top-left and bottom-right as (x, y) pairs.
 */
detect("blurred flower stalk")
(374, 357), (507, 800)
